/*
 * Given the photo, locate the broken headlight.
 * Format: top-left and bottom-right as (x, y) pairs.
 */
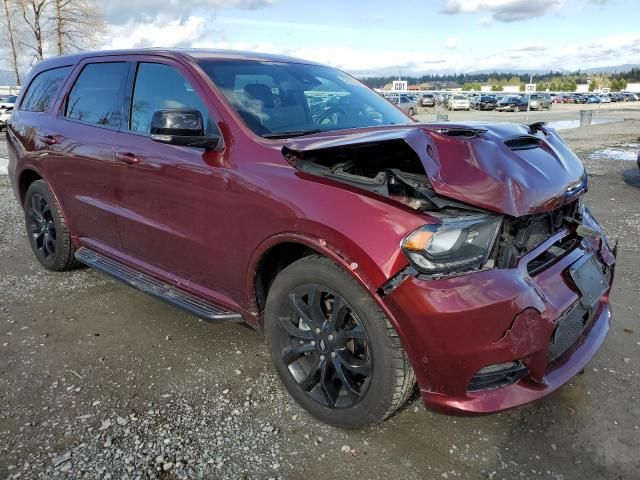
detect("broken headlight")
(401, 215), (502, 276)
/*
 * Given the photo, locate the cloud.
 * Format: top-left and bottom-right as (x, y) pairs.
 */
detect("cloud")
(442, 0), (565, 22)
(553, 32), (640, 65)
(100, 20), (640, 76)
(444, 37), (458, 49)
(101, 0), (273, 24)
(105, 16), (208, 49)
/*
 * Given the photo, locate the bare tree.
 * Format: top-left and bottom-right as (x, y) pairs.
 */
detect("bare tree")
(52, 0), (105, 55)
(19, 0), (49, 62)
(1, 0), (22, 84)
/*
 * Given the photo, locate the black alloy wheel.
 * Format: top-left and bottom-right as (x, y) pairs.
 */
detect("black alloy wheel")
(26, 193), (57, 261)
(24, 180), (79, 271)
(275, 283), (372, 408)
(264, 255), (415, 429)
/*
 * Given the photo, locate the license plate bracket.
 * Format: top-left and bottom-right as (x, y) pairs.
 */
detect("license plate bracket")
(569, 254), (608, 309)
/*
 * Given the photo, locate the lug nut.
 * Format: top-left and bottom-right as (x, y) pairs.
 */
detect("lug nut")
(327, 334), (334, 341)
(320, 355), (325, 361)
(331, 352), (336, 358)
(315, 328), (321, 334)
(311, 340), (316, 346)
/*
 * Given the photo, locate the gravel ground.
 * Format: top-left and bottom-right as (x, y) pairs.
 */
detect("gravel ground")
(1, 108), (640, 479)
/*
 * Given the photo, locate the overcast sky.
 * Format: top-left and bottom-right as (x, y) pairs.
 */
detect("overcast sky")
(11, 0), (640, 77)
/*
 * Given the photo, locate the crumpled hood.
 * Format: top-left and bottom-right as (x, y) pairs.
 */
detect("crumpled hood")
(283, 122), (586, 217)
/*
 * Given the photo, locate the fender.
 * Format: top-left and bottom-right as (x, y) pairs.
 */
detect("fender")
(14, 161), (80, 246)
(245, 231), (421, 375)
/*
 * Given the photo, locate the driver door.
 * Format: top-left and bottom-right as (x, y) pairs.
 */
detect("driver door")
(112, 59), (230, 294)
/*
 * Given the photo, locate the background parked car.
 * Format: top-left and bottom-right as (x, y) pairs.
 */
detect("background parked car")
(392, 95), (417, 116)
(0, 95), (16, 130)
(527, 94), (552, 110)
(447, 94), (470, 111)
(573, 94), (588, 104)
(0, 106), (12, 130)
(586, 95), (601, 103)
(599, 95), (611, 103)
(496, 95), (527, 112)
(419, 93), (435, 107)
(471, 95), (497, 110)
(0, 95), (17, 110)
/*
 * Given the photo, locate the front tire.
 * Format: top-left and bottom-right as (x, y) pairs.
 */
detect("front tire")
(24, 180), (79, 271)
(264, 255), (415, 429)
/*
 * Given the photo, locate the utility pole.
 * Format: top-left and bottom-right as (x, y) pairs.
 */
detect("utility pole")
(525, 74), (532, 122)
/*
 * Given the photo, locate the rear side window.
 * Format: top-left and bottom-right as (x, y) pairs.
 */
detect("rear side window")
(130, 62), (212, 134)
(65, 62), (129, 128)
(20, 66), (72, 112)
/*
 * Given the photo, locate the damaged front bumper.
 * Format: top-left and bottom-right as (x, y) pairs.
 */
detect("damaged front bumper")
(382, 229), (616, 415)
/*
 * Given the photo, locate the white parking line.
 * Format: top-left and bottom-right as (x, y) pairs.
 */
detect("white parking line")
(0, 157), (8, 175)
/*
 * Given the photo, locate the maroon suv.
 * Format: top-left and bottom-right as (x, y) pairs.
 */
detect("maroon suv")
(6, 49), (616, 429)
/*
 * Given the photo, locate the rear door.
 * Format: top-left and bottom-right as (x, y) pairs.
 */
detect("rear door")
(47, 58), (131, 249)
(112, 59), (230, 294)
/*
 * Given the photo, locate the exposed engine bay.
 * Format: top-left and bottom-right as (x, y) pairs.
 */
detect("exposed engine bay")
(282, 123), (592, 278)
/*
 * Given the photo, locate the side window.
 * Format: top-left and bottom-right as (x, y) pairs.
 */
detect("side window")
(20, 66), (72, 112)
(130, 63), (214, 135)
(65, 62), (129, 128)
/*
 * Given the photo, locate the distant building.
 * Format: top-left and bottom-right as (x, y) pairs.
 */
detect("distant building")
(626, 82), (640, 92)
(0, 86), (21, 96)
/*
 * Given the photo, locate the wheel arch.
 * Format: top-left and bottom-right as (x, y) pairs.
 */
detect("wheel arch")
(17, 166), (76, 243)
(247, 232), (389, 326)
(17, 167), (45, 206)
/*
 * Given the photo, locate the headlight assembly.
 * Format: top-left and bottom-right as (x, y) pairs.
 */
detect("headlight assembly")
(401, 215), (502, 276)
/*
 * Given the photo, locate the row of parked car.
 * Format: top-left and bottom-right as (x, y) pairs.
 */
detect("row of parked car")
(437, 93), (554, 112)
(0, 95), (17, 130)
(553, 92), (638, 104)
(387, 89), (639, 115)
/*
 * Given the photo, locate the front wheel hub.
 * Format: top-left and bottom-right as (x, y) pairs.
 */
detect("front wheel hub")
(276, 284), (373, 408)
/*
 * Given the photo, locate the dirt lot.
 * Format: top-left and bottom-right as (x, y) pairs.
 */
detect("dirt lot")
(1, 104), (640, 479)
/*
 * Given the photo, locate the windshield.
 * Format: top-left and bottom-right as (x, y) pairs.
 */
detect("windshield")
(198, 60), (412, 137)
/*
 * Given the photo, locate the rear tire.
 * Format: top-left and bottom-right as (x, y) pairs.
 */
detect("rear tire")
(264, 255), (415, 429)
(24, 180), (79, 271)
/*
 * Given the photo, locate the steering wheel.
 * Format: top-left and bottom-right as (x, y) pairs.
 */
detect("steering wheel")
(314, 107), (346, 126)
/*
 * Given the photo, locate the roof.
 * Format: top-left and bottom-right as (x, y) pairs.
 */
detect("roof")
(31, 48), (322, 71)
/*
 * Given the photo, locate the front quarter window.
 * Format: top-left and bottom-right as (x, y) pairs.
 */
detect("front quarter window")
(198, 60), (411, 137)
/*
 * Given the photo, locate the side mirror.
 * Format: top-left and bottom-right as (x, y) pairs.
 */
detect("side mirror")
(150, 108), (222, 150)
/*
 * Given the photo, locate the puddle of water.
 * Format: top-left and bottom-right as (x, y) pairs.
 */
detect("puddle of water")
(588, 143), (640, 162)
(547, 117), (622, 130)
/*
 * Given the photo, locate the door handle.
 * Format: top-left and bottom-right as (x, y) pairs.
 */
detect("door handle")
(115, 152), (141, 165)
(41, 135), (57, 145)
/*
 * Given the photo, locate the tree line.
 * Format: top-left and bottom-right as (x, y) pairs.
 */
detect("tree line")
(0, 0), (105, 85)
(363, 70), (636, 92)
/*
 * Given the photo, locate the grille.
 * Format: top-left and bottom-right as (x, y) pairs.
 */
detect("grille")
(548, 303), (591, 362)
(496, 200), (580, 269)
(525, 216), (554, 250)
(468, 362), (528, 392)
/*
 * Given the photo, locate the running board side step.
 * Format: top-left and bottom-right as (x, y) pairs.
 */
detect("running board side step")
(75, 247), (243, 323)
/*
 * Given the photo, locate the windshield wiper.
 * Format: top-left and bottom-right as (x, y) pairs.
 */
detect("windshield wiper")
(262, 129), (323, 139)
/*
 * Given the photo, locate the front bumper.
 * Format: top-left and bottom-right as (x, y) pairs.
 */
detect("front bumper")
(383, 230), (616, 415)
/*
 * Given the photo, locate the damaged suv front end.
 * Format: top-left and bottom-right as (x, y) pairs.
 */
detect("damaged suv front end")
(282, 121), (616, 414)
